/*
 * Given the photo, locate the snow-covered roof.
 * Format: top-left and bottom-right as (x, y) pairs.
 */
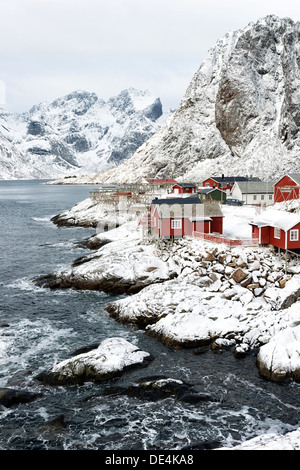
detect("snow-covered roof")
(233, 181), (275, 194)
(250, 209), (300, 231)
(152, 198), (223, 219)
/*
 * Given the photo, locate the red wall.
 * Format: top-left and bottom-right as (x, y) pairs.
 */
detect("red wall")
(252, 225), (270, 244)
(194, 220), (211, 233)
(287, 222), (300, 249)
(202, 178), (220, 189)
(252, 222), (300, 249)
(172, 184), (196, 194)
(274, 175), (300, 203)
(211, 216), (223, 234)
(202, 178), (232, 191)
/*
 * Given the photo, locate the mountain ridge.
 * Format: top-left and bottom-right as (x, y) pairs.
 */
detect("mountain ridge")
(75, 14), (300, 185)
(0, 88), (166, 180)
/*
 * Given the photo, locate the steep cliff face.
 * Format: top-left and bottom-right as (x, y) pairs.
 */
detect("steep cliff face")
(0, 88), (164, 179)
(92, 15), (300, 184)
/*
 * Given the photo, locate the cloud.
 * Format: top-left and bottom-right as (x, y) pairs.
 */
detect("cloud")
(1, 0), (299, 112)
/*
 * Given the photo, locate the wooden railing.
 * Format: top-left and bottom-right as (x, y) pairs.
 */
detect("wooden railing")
(192, 231), (259, 246)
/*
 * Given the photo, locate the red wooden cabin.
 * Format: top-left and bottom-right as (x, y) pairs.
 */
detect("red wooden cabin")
(202, 176), (250, 192)
(172, 183), (198, 195)
(150, 197), (223, 239)
(250, 209), (300, 250)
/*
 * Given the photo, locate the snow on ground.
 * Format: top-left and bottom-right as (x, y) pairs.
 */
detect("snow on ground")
(219, 427), (300, 450)
(222, 204), (260, 238)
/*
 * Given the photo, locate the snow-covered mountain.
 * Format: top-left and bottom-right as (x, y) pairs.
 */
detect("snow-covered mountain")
(0, 88), (165, 179)
(82, 15), (300, 184)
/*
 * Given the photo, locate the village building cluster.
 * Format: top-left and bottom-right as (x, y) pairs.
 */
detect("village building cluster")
(147, 173), (300, 251)
(91, 173), (300, 252)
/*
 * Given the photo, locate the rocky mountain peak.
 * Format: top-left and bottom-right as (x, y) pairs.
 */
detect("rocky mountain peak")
(92, 15), (300, 184)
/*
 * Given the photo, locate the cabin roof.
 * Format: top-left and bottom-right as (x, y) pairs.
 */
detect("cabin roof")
(233, 181), (275, 194)
(250, 209), (300, 231)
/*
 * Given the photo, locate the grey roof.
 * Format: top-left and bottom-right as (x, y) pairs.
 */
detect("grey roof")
(152, 198), (223, 219)
(174, 183), (198, 188)
(198, 187), (226, 194)
(233, 181), (275, 194)
(208, 176), (254, 183)
(152, 197), (201, 205)
(287, 174), (300, 185)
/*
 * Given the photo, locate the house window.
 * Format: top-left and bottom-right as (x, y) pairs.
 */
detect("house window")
(290, 230), (299, 241)
(261, 194), (264, 200)
(269, 195), (272, 200)
(274, 227), (281, 239)
(171, 219), (182, 229)
(253, 195), (257, 200)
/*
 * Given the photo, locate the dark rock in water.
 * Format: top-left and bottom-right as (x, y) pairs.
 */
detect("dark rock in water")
(50, 213), (97, 228)
(33, 273), (73, 290)
(103, 375), (214, 404)
(179, 392), (212, 404)
(69, 342), (100, 357)
(73, 236), (111, 251)
(0, 388), (42, 408)
(33, 271), (168, 296)
(181, 440), (222, 450)
(37, 414), (67, 435)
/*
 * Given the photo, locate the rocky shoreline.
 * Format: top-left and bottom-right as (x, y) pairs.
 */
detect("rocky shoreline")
(34, 214), (300, 383)
(30, 202), (300, 450)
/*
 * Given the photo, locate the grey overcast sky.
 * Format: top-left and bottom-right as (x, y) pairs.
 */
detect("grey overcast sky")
(0, 0), (299, 113)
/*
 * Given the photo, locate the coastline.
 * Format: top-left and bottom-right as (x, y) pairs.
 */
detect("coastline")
(33, 195), (300, 450)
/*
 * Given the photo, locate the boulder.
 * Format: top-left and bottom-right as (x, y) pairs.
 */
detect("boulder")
(257, 325), (300, 382)
(231, 268), (247, 283)
(0, 388), (42, 408)
(103, 375), (214, 403)
(36, 337), (153, 385)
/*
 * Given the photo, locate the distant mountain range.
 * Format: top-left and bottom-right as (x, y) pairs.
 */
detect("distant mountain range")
(0, 88), (167, 179)
(68, 15), (300, 185)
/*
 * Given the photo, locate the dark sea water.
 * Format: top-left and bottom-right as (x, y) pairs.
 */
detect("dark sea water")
(0, 180), (300, 452)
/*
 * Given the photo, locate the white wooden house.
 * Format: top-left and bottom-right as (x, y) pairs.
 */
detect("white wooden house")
(231, 181), (274, 205)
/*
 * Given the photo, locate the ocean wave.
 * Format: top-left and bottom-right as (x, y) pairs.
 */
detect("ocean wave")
(32, 216), (52, 222)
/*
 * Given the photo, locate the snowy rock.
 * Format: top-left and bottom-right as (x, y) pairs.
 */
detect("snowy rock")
(264, 274), (300, 309)
(257, 326), (300, 382)
(219, 427), (300, 450)
(36, 337), (153, 385)
(34, 226), (180, 294)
